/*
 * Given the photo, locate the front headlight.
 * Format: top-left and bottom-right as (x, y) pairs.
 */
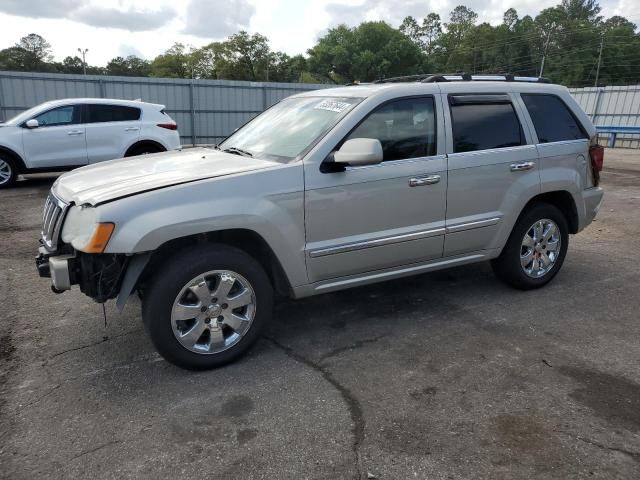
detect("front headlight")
(61, 206), (115, 253)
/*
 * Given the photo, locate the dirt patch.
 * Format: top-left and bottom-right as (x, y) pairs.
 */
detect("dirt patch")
(559, 365), (640, 432)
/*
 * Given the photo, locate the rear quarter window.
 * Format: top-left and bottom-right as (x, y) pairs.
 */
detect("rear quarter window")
(521, 94), (587, 143)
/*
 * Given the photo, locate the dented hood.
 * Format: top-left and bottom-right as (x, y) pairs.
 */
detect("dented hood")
(53, 147), (279, 206)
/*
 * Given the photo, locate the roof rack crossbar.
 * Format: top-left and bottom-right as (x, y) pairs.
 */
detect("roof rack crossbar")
(373, 74), (432, 84)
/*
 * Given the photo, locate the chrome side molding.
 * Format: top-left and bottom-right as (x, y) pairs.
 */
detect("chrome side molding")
(309, 227), (445, 258)
(445, 217), (501, 234)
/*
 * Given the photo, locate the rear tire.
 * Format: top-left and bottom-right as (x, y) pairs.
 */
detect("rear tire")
(142, 244), (273, 370)
(492, 203), (569, 290)
(0, 155), (17, 189)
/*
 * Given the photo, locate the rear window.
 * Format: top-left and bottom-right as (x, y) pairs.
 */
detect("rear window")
(450, 100), (524, 153)
(86, 104), (141, 123)
(521, 94), (587, 143)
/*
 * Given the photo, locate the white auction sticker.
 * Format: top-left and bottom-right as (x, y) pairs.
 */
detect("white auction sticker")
(314, 99), (351, 113)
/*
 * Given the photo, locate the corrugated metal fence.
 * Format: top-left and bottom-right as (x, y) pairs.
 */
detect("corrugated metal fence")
(1, 71), (638, 148)
(0, 71), (329, 145)
(569, 85), (640, 148)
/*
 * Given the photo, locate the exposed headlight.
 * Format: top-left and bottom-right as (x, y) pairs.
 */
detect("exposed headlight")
(61, 206), (115, 253)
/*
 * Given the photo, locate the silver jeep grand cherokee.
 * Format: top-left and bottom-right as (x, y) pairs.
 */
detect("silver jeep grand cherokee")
(36, 74), (604, 370)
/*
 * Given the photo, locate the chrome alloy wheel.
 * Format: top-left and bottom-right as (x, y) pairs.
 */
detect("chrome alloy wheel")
(0, 159), (12, 185)
(171, 270), (256, 354)
(520, 219), (561, 278)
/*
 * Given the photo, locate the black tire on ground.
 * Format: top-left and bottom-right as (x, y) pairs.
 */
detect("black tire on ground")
(491, 202), (569, 290)
(142, 244), (273, 370)
(0, 155), (18, 189)
(125, 144), (164, 157)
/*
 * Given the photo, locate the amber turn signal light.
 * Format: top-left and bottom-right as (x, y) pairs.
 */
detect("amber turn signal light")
(84, 223), (115, 253)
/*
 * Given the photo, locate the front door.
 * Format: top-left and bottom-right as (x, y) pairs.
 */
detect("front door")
(304, 96), (447, 283)
(22, 104), (87, 169)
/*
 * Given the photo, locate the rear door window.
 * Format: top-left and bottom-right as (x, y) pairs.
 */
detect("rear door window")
(521, 94), (587, 143)
(449, 97), (524, 153)
(85, 104), (141, 123)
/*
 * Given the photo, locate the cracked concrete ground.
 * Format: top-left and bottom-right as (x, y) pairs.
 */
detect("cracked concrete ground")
(1, 149), (640, 479)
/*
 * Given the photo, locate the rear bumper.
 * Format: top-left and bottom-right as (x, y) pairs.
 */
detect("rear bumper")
(580, 187), (604, 230)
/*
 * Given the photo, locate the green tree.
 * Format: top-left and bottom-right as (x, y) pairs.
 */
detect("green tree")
(400, 16), (424, 48)
(0, 34), (53, 72)
(150, 43), (196, 78)
(422, 13), (442, 54)
(308, 22), (425, 82)
(16, 33), (53, 71)
(106, 56), (151, 76)
(0, 46), (28, 70)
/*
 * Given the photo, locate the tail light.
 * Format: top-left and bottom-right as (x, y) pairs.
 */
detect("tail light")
(157, 123), (177, 130)
(589, 144), (604, 172)
(589, 142), (604, 186)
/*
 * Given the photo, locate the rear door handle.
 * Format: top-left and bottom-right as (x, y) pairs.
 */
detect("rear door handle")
(510, 161), (535, 172)
(409, 174), (441, 187)
(67, 130), (83, 136)
(125, 127), (140, 132)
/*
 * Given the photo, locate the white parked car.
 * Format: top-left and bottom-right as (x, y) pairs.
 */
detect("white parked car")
(0, 98), (181, 188)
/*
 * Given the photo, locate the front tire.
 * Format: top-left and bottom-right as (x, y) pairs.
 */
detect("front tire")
(0, 155), (17, 189)
(492, 203), (569, 290)
(142, 244), (273, 370)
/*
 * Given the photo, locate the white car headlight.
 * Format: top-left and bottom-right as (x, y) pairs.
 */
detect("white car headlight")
(61, 206), (115, 253)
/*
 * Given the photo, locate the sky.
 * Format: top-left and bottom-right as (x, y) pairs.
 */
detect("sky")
(0, 0), (638, 66)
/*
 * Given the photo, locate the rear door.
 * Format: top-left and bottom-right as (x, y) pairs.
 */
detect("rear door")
(443, 92), (540, 256)
(22, 104), (87, 168)
(84, 104), (141, 163)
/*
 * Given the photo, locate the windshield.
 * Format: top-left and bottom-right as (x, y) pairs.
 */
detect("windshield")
(219, 96), (360, 162)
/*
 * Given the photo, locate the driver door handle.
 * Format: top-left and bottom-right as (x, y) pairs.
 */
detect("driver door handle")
(67, 130), (84, 136)
(409, 174), (441, 187)
(510, 161), (535, 171)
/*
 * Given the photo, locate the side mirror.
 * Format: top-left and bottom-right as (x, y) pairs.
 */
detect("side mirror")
(25, 119), (39, 129)
(333, 138), (383, 166)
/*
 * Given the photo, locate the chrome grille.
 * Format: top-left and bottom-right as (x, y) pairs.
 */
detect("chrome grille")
(41, 192), (68, 251)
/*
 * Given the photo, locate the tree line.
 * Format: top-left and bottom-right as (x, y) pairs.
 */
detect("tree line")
(0, 0), (638, 87)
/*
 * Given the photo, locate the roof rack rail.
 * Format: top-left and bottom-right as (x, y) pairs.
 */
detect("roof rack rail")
(422, 73), (551, 84)
(370, 73), (551, 84)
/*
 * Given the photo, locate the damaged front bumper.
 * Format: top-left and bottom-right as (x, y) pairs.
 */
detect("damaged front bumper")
(36, 246), (150, 308)
(36, 246), (75, 292)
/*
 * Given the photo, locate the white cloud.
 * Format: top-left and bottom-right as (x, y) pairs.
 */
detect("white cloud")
(0, 0), (82, 19)
(70, 5), (176, 31)
(183, 0), (255, 39)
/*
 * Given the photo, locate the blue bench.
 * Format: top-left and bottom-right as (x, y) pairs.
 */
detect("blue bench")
(595, 126), (640, 148)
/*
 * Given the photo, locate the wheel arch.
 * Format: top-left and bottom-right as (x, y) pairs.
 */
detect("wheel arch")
(124, 139), (167, 157)
(136, 229), (293, 299)
(522, 190), (579, 234)
(0, 145), (26, 172)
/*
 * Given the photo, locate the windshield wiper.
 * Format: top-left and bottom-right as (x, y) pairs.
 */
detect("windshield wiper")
(222, 147), (253, 157)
